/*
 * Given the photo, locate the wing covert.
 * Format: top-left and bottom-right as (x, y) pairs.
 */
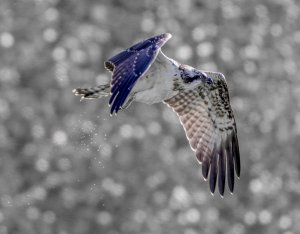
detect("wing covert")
(164, 75), (240, 196)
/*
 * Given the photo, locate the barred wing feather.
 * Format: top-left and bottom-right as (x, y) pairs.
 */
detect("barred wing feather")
(164, 77), (240, 196)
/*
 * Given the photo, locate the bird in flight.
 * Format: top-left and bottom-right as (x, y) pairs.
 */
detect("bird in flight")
(73, 33), (240, 196)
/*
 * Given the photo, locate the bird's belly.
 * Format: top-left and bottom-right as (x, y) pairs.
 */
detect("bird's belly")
(135, 89), (166, 104)
(134, 77), (176, 104)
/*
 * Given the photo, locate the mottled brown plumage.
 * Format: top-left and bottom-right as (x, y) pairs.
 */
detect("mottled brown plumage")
(164, 72), (240, 196)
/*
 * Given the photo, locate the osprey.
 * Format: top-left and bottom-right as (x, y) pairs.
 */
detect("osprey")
(73, 33), (240, 196)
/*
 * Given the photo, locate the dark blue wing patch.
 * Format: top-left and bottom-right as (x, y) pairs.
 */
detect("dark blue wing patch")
(105, 33), (172, 114)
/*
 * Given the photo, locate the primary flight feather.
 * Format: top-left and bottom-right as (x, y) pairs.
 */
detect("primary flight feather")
(73, 33), (240, 196)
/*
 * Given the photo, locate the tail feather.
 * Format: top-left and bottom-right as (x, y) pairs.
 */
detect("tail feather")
(73, 84), (110, 100)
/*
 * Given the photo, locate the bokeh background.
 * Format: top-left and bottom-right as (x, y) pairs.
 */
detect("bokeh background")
(1, 0), (300, 233)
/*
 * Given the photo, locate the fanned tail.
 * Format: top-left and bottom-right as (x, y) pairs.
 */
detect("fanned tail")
(73, 84), (110, 100)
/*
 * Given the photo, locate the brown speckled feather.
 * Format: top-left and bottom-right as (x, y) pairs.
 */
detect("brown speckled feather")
(164, 72), (240, 196)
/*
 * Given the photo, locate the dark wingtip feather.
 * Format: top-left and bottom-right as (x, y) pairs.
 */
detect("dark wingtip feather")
(227, 152), (235, 193)
(232, 132), (241, 177)
(202, 157), (210, 180)
(226, 132), (235, 193)
(209, 154), (218, 194)
(218, 148), (226, 196)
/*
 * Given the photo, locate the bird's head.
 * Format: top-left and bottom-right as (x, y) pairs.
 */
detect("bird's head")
(178, 65), (213, 86)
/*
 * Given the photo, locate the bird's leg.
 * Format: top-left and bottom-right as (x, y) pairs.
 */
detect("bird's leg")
(73, 84), (110, 100)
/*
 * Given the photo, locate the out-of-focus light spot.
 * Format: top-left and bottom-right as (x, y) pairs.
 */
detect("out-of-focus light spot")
(243, 45), (260, 59)
(294, 31), (300, 43)
(52, 130), (68, 145)
(70, 49), (87, 65)
(120, 124), (133, 138)
(55, 62), (69, 87)
(258, 210), (272, 225)
(284, 60), (296, 75)
(206, 208), (219, 222)
(176, 45), (193, 61)
(146, 172), (166, 189)
(0, 67), (20, 85)
(185, 208), (200, 224)
(32, 124), (45, 139)
(0, 32), (14, 48)
(43, 211), (56, 224)
(31, 186), (47, 200)
(26, 207), (40, 220)
(249, 178), (263, 193)
(35, 158), (50, 172)
(43, 28), (58, 43)
(255, 5), (268, 18)
(52, 47), (67, 61)
(192, 27), (206, 42)
(270, 24), (282, 37)
(132, 209), (147, 223)
(200, 62), (217, 71)
(197, 42), (214, 57)
(101, 178), (125, 197)
(176, 0), (191, 16)
(220, 47), (234, 62)
(244, 211), (257, 225)
(147, 121), (162, 135)
(228, 223), (246, 234)
(45, 173), (61, 188)
(170, 186), (190, 209)
(96, 211), (112, 226)
(95, 74), (109, 85)
(58, 158), (71, 171)
(221, 2), (241, 19)
(141, 17), (155, 32)
(91, 4), (108, 22)
(81, 120), (95, 133)
(279, 215), (292, 229)
(99, 143), (112, 159)
(45, 8), (59, 22)
(279, 44), (293, 58)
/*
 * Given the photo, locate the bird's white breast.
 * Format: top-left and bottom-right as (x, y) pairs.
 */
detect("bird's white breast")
(132, 53), (179, 105)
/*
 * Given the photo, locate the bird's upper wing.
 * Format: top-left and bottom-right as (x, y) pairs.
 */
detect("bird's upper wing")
(164, 72), (240, 196)
(104, 33), (172, 114)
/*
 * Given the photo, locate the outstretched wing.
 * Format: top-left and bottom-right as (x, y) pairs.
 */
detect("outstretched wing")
(105, 33), (172, 114)
(164, 73), (240, 196)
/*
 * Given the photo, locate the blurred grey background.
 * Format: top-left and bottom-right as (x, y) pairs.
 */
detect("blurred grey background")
(1, 0), (300, 234)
